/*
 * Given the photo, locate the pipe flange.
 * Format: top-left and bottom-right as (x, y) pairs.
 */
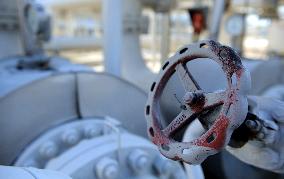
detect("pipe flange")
(15, 118), (109, 168)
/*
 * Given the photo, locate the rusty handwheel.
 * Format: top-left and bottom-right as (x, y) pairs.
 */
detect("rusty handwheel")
(145, 40), (251, 164)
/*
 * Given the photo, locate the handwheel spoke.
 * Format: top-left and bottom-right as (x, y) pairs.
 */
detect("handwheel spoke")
(163, 109), (194, 137)
(175, 63), (201, 92)
(203, 90), (226, 109)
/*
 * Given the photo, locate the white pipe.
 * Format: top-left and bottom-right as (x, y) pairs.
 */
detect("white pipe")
(160, 13), (171, 62)
(43, 0), (101, 9)
(0, 166), (72, 179)
(17, 0), (42, 55)
(45, 36), (102, 51)
(182, 120), (205, 179)
(103, 0), (123, 76)
(209, 0), (225, 40)
(120, 0), (155, 91)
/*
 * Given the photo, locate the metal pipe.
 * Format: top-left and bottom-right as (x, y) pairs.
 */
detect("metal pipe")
(45, 36), (102, 51)
(160, 13), (171, 62)
(208, 0), (225, 40)
(16, 0), (43, 55)
(102, 0), (123, 76)
(0, 166), (72, 179)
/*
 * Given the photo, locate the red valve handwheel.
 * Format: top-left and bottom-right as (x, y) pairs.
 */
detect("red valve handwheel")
(145, 40), (251, 164)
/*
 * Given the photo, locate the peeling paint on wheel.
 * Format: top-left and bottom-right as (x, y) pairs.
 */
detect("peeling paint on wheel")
(145, 40), (250, 164)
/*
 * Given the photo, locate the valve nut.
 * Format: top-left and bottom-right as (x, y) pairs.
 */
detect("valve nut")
(39, 141), (58, 159)
(83, 126), (101, 139)
(153, 157), (174, 176)
(95, 157), (119, 179)
(61, 129), (80, 146)
(128, 149), (150, 173)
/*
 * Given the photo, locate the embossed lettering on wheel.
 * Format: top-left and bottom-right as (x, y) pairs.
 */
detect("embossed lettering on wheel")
(145, 40), (250, 164)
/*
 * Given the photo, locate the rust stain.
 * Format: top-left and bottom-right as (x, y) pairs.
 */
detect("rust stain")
(190, 93), (206, 113)
(193, 115), (229, 150)
(145, 40), (248, 164)
(150, 115), (170, 146)
(208, 40), (243, 77)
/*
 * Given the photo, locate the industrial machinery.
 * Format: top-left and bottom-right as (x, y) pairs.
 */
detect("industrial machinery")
(145, 40), (283, 178)
(1, 0), (284, 178)
(144, 38), (284, 167)
(0, 0), (190, 179)
(0, 56), (188, 179)
(145, 40), (250, 164)
(13, 118), (187, 179)
(145, 39), (284, 179)
(0, 33), (190, 177)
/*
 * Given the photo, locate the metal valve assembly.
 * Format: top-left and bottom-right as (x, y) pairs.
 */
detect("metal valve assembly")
(145, 40), (251, 164)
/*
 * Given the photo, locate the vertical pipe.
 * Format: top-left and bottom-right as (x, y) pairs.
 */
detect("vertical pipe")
(208, 0), (225, 40)
(152, 12), (158, 62)
(120, 0), (154, 91)
(160, 13), (171, 62)
(231, 14), (246, 56)
(17, 0), (43, 55)
(103, 0), (123, 76)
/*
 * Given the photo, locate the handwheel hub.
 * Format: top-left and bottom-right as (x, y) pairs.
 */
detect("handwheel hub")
(145, 40), (251, 164)
(183, 91), (204, 106)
